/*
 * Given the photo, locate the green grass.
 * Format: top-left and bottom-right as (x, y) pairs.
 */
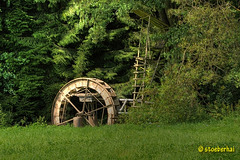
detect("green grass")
(0, 117), (239, 160)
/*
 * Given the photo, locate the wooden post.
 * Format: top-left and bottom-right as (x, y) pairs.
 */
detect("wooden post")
(73, 117), (84, 127)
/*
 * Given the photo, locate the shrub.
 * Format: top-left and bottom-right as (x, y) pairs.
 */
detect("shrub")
(0, 105), (13, 127)
(125, 71), (209, 124)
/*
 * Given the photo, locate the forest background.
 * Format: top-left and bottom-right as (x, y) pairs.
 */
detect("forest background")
(1, 0), (240, 125)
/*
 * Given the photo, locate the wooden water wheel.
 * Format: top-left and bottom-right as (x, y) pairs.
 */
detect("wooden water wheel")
(51, 78), (120, 127)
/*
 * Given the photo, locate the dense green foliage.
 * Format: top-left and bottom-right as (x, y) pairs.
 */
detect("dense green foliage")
(0, 0), (240, 125)
(0, 0), (138, 124)
(126, 0), (240, 124)
(0, 117), (239, 159)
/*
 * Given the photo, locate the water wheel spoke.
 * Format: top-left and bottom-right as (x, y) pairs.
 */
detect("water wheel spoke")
(93, 114), (99, 126)
(101, 107), (105, 125)
(83, 116), (95, 127)
(82, 80), (89, 112)
(86, 89), (105, 107)
(56, 118), (74, 126)
(77, 88), (86, 93)
(60, 100), (67, 122)
(86, 105), (108, 115)
(87, 114), (99, 127)
(86, 103), (90, 112)
(64, 95), (81, 113)
(82, 88), (88, 112)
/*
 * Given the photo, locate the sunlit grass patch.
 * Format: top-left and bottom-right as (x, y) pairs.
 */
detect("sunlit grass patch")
(0, 117), (239, 159)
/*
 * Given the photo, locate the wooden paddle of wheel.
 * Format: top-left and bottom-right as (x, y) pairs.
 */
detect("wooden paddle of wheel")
(51, 78), (120, 127)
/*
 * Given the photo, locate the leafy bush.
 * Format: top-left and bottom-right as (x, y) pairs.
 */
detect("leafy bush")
(30, 116), (48, 126)
(125, 69), (209, 124)
(0, 105), (13, 127)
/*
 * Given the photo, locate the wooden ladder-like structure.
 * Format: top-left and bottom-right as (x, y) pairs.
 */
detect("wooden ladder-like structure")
(133, 16), (151, 107)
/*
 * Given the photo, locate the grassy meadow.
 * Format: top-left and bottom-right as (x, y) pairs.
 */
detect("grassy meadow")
(0, 116), (239, 160)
